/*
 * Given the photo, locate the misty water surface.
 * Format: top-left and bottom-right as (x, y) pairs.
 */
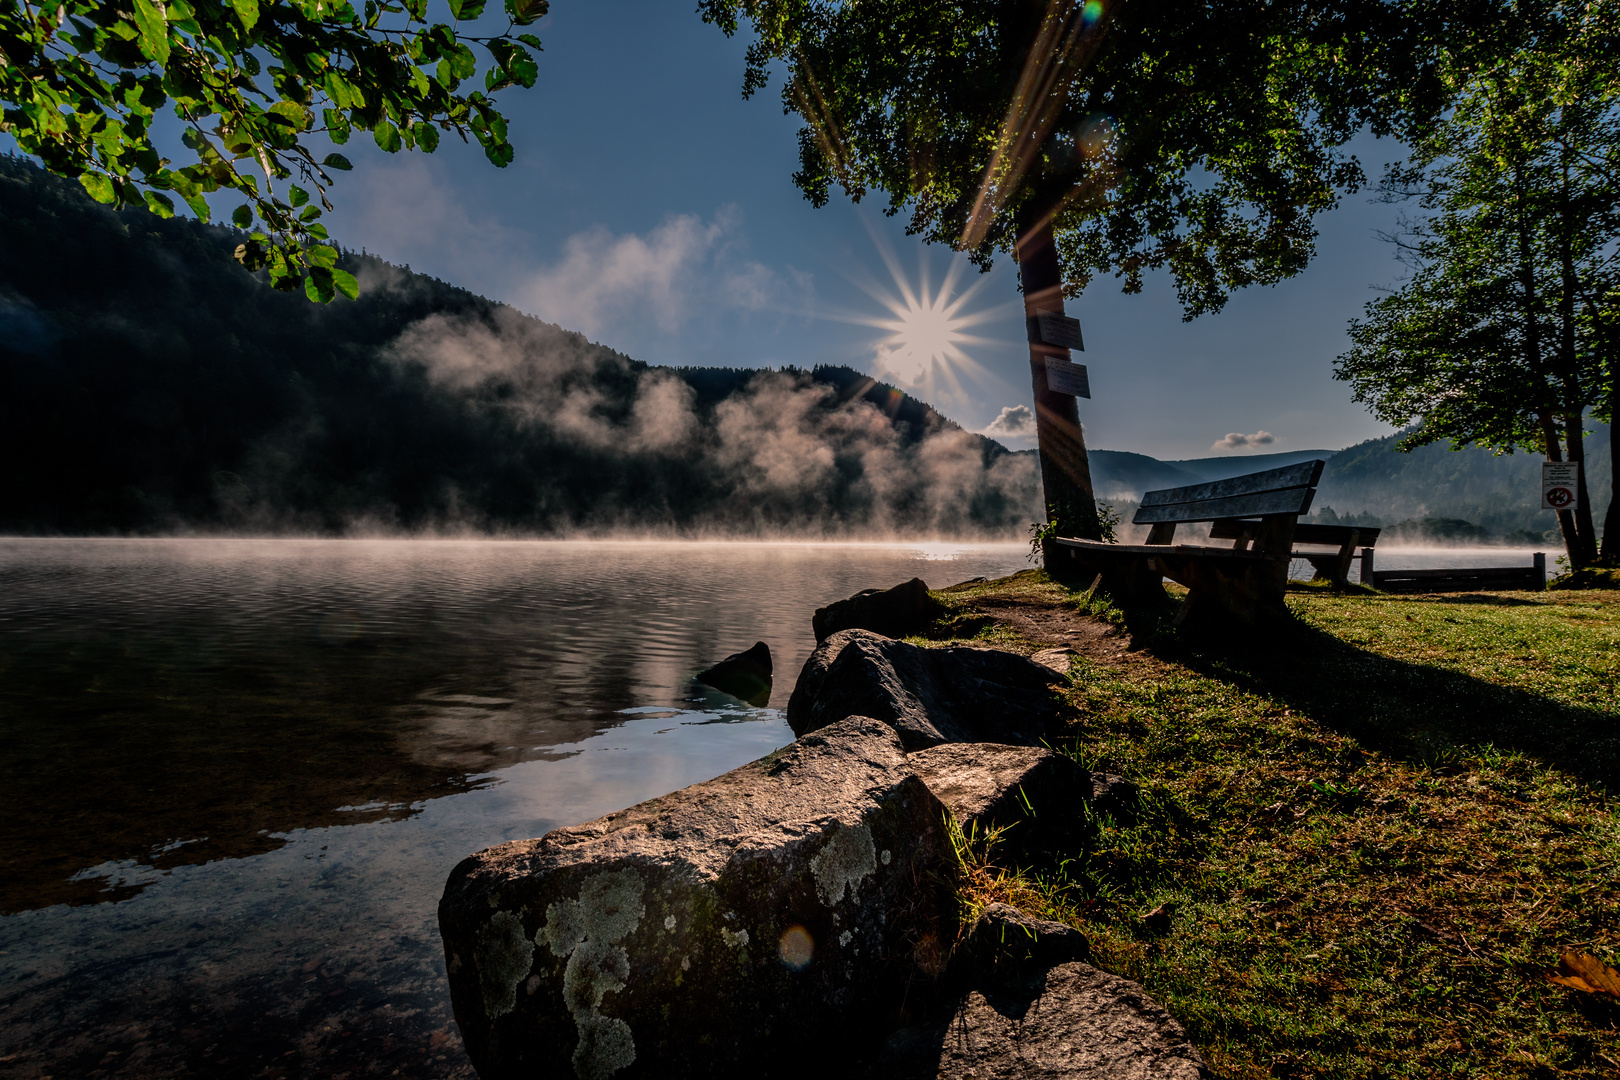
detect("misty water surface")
(0, 539), (1029, 1080)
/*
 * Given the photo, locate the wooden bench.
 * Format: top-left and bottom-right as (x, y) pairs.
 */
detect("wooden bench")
(1208, 519), (1381, 587)
(1051, 460), (1327, 624)
(1368, 554), (1547, 593)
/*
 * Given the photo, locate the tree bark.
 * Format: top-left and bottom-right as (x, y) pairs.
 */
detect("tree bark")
(1606, 333), (1620, 564)
(1015, 215), (1101, 540)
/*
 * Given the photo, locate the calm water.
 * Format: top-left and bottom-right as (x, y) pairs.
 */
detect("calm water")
(0, 539), (1030, 1080)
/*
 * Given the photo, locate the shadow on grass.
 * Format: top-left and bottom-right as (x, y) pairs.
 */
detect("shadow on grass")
(1152, 613), (1620, 795)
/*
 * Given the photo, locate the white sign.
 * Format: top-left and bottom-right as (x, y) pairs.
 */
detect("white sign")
(1036, 310), (1084, 351)
(1543, 461), (1581, 510)
(1045, 356), (1090, 399)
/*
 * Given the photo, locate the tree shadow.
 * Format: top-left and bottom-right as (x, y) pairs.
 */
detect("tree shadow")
(1154, 616), (1619, 795)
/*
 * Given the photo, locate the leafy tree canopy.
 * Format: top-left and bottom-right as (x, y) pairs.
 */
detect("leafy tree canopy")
(1335, 0), (1620, 563)
(700, 0), (1483, 317)
(0, 0), (546, 300)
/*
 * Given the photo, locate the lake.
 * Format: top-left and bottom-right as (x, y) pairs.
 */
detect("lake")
(0, 539), (1032, 1080)
(0, 538), (1553, 1078)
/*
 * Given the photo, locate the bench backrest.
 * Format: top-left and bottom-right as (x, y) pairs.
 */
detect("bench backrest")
(1208, 520), (1381, 548)
(1134, 460), (1325, 526)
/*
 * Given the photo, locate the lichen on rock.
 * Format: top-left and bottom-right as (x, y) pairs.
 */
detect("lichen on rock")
(810, 822), (876, 906)
(476, 909), (535, 1020)
(538, 869), (646, 1080)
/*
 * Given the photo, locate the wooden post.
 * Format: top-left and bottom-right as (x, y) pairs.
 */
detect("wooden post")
(1015, 216), (1100, 541)
(1533, 551), (1546, 588)
(1360, 548), (1375, 585)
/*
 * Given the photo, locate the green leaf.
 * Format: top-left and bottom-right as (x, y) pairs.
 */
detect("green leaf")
(322, 152), (354, 171)
(131, 0), (171, 64)
(305, 266), (336, 303)
(306, 244), (339, 268)
(144, 190), (176, 218)
(331, 267), (360, 301)
(288, 185), (309, 207)
(484, 140), (514, 167)
(79, 172), (117, 204)
(267, 101), (310, 133)
(183, 193), (211, 220)
(505, 0), (546, 26)
(305, 222), (330, 238)
(448, 0), (486, 19)
(228, 0), (258, 30)
(232, 203), (253, 227)
(373, 122), (402, 152)
(508, 47), (538, 88)
(416, 121), (440, 152)
(517, 33), (542, 48)
(323, 110), (352, 145)
(299, 204), (322, 221)
(449, 43), (477, 79)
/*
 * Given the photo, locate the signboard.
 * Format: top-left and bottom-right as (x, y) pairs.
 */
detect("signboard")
(1045, 356), (1090, 399)
(1542, 462), (1581, 510)
(1036, 310), (1084, 351)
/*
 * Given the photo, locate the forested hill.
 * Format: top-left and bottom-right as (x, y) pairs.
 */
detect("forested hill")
(0, 158), (1036, 537)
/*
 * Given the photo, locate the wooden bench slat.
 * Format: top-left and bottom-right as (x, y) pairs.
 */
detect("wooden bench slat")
(1138, 459), (1325, 509)
(1132, 485), (1317, 525)
(1054, 538), (1272, 560)
(1210, 519), (1381, 548)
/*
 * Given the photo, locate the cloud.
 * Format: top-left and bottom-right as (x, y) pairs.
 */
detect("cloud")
(516, 208), (794, 339)
(1211, 430), (1276, 451)
(981, 405), (1036, 442)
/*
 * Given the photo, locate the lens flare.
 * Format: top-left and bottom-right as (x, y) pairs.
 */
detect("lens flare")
(1082, 0), (1104, 26)
(779, 925), (814, 969)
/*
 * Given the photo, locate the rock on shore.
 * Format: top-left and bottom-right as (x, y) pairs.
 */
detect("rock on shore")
(786, 629), (1066, 750)
(811, 577), (944, 642)
(438, 716), (954, 1079)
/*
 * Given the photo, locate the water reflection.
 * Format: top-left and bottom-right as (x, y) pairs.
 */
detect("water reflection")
(0, 539), (1027, 1079)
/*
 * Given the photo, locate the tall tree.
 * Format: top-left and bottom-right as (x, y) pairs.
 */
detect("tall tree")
(1, 0), (546, 300)
(1336, 2), (1620, 567)
(700, 0), (1472, 538)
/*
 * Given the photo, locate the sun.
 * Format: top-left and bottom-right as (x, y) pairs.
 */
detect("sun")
(854, 241), (1002, 398)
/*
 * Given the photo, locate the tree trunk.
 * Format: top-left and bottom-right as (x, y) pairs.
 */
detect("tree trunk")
(1015, 215), (1100, 540)
(1519, 176), (1585, 568)
(1555, 172), (1600, 562)
(1606, 336), (1619, 564)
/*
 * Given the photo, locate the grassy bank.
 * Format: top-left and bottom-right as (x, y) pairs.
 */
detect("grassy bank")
(929, 571), (1620, 1079)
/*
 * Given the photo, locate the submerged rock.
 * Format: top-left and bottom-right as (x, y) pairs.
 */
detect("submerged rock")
(786, 630), (1065, 751)
(437, 716), (954, 1079)
(694, 641), (772, 706)
(812, 578), (944, 643)
(870, 961), (1212, 1079)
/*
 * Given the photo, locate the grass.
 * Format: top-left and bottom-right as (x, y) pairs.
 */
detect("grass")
(931, 570), (1620, 1079)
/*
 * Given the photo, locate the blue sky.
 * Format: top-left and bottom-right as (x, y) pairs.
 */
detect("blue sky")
(38, 1), (1420, 460)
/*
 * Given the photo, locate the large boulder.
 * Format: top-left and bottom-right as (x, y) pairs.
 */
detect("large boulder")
(871, 961), (1212, 1079)
(787, 630), (1065, 751)
(812, 578), (944, 643)
(437, 716), (955, 1080)
(694, 640), (772, 706)
(908, 744), (1093, 866)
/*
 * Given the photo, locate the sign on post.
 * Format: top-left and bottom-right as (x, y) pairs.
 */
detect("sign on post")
(1036, 310), (1084, 351)
(1542, 462), (1581, 510)
(1045, 355), (1090, 399)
